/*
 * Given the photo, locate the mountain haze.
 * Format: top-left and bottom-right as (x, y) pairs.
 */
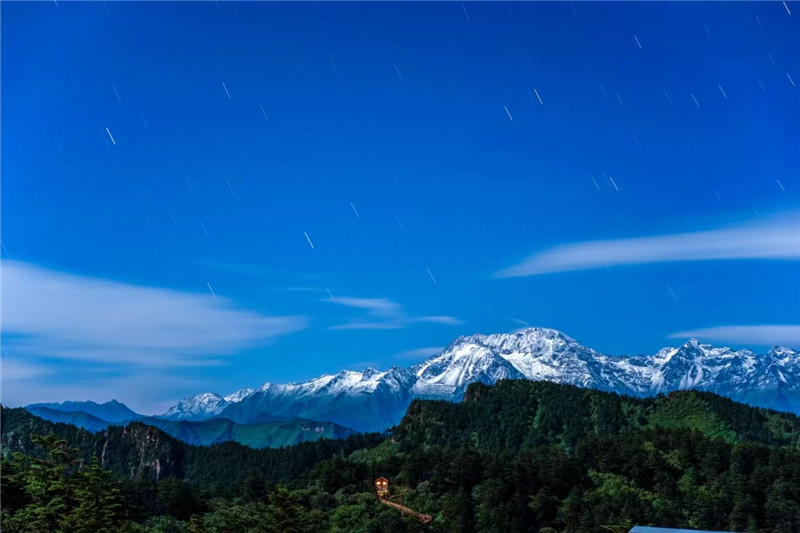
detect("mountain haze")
(27, 400), (141, 423)
(23, 407), (355, 448)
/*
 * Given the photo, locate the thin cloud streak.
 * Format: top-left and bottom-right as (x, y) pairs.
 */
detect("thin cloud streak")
(327, 295), (462, 330)
(497, 211), (800, 278)
(329, 297), (402, 316)
(410, 316), (464, 325)
(0, 358), (54, 381)
(669, 325), (800, 348)
(2, 366), (211, 415)
(2, 261), (309, 366)
(394, 346), (445, 361)
(329, 321), (406, 331)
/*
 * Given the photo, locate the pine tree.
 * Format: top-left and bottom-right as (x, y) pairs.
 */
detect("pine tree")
(62, 457), (124, 532)
(2, 434), (79, 532)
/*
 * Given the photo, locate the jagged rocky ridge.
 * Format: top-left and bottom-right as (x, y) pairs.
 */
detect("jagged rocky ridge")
(162, 328), (800, 432)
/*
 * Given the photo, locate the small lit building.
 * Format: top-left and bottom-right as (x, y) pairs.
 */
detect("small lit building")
(375, 477), (389, 498)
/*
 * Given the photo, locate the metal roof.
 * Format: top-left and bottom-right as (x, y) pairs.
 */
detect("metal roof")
(629, 526), (733, 533)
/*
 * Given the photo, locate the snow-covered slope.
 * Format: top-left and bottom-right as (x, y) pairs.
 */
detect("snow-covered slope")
(161, 388), (258, 421)
(217, 367), (416, 432)
(160, 328), (800, 431)
(161, 392), (232, 421)
(412, 342), (525, 399)
(224, 388), (255, 403)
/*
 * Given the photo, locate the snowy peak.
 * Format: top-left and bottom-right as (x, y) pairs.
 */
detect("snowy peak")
(767, 346), (800, 361)
(326, 367), (416, 395)
(162, 392), (228, 420)
(430, 327), (611, 392)
(761, 346), (800, 383)
(412, 341), (525, 398)
(162, 388), (257, 420)
(259, 366), (415, 399)
(452, 327), (581, 355)
(224, 388), (255, 403)
(656, 340), (757, 391)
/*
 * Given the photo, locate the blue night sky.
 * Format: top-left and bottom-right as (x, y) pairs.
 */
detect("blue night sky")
(2, 1), (799, 413)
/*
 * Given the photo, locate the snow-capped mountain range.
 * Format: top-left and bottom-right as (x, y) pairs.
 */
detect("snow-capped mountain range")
(161, 328), (800, 432)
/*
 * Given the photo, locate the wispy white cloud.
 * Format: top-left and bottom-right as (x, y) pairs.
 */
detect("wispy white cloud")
(1, 363), (210, 415)
(668, 325), (800, 348)
(0, 357), (54, 381)
(410, 316), (463, 325)
(1, 261), (308, 367)
(497, 211), (800, 278)
(327, 296), (462, 330)
(393, 346), (445, 361)
(329, 297), (402, 316)
(329, 321), (406, 331)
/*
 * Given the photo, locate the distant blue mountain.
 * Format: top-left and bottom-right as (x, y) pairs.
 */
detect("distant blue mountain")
(25, 406), (113, 433)
(23, 406), (354, 448)
(26, 400), (141, 423)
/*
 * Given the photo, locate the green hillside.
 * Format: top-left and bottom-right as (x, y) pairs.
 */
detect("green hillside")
(392, 380), (800, 454)
(3, 380), (800, 532)
(1, 407), (381, 492)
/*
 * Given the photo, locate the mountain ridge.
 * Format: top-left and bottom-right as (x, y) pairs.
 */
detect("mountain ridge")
(23, 407), (355, 448)
(187, 328), (800, 431)
(34, 328), (800, 433)
(27, 399), (141, 423)
(140, 416), (355, 448)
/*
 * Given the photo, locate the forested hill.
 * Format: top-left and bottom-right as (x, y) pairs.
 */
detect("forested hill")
(393, 380), (800, 453)
(4, 381), (799, 488)
(3, 381), (800, 532)
(1, 406), (383, 493)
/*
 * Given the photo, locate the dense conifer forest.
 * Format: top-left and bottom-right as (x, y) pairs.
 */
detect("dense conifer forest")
(3, 380), (800, 532)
